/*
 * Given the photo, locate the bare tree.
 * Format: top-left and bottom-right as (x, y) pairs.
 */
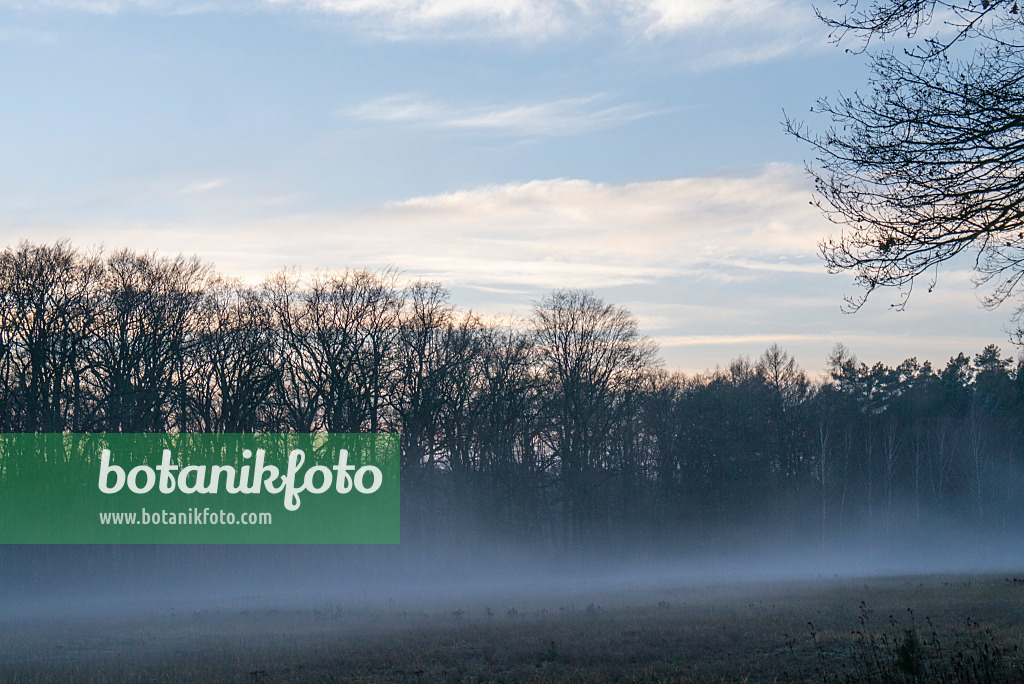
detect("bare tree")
(88, 250), (211, 432)
(190, 281), (281, 433)
(394, 280), (455, 473)
(788, 0), (1024, 331)
(472, 321), (545, 539)
(263, 270), (323, 432)
(352, 269), (403, 434)
(813, 0), (1023, 56)
(0, 241), (101, 432)
(533, 289), (658, 546)
(305, 269), (404, 433)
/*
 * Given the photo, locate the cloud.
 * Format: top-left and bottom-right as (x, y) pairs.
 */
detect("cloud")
(635, 0), (800, 34)
(367, 165), (819, 282)
(22, 164), (818, 291)
(0, 26), (59, 43)
(657, 333), (883, 348)
(0, 164), (825, 289)
(0, 0), (254, 14)
(0, 0), (167, 12)
(177, 178), (228, 195)
(343, 93), (667, 138)
(683, 35), (815, 71)
(265, 0), (577, 39)
(1, 0), (817, 47)
(629, 0), (819, 70)
(269, 0), (811, 37)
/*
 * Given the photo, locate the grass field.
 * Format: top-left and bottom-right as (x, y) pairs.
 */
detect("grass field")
(2, 572), (1023, 682)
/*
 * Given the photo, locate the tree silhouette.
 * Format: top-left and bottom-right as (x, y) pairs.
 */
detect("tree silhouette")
(0, 240), (1020, 554)
(532, 289), (657, 546)
(788, 0), (1024, 331)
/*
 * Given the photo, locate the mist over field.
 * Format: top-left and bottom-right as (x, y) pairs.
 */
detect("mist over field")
(0, 242), (1022, 682)
(4, 531), (1024, 682)
(1, 242), (1024, 617)
(4, 510), (1024, 621)
(5, 0), (1024, 677)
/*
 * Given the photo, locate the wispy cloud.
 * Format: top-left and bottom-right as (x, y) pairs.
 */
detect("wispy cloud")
(0, 26), (59, 43)
(657, 333), (878, 348)
(177, 178), (228, 195)
(630, 0), (819, 70)
(265, 0), (578, 40)
(636, 0), (800, 35)
(0, 0), (254, 15)
(684, 35), (816, 71)
(343, 93), (666, 138)
(2, 0), (818, 49)
(269, 0), (812, 38)
(273, 0), (820, 54)
(1, 0), (165, 13)
(12, 163), (823, 290)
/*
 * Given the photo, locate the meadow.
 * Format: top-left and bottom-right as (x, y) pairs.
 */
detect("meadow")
(2, 571), (1023, 682)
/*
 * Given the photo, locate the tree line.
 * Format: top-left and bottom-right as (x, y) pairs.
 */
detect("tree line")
(3, 241), (1022, 554)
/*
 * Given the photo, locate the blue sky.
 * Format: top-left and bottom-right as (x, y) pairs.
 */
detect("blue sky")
(0, 0), (1014, 374)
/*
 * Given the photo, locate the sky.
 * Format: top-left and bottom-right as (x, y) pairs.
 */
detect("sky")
(0, 0), (1015, 375)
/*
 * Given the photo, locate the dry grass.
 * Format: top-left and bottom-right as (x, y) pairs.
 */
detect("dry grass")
(2, 572), (1023, 682)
